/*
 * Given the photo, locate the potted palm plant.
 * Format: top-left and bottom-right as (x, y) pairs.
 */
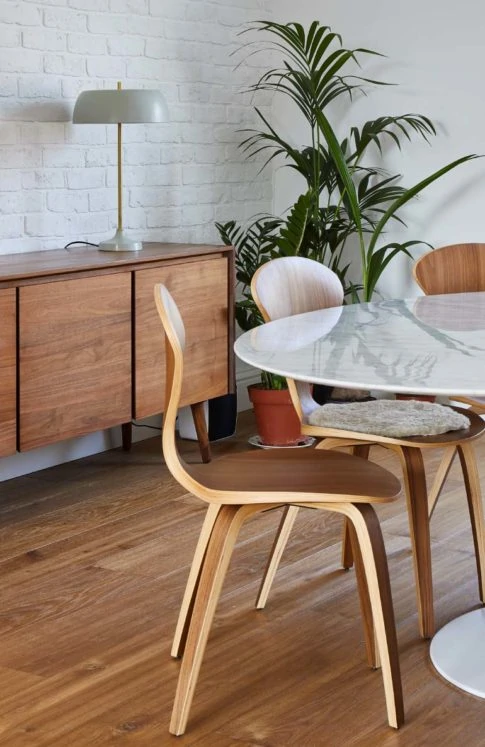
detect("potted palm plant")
(234, 20), (476, 301)
(218, 20), (477, 443)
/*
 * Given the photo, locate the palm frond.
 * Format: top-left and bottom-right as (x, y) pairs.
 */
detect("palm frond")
(222, 20), (480, 313)
(272, 192), (312, 256)
(367, 155), (480, 259)
(349, 115), (437, 162)
(365, 240), (432, 300)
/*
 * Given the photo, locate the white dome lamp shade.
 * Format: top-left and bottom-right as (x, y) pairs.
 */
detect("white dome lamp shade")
(72, 82), (169, 252)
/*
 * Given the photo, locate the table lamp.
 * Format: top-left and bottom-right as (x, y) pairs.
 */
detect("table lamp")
(72, 82), (168, 251)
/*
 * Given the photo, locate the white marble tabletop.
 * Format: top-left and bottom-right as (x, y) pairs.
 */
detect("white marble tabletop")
(234, 292), (485, 397)
(236, 290), (485, 700)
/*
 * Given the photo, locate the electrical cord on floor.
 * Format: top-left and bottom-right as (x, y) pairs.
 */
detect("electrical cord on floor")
(64, 241), (100, 251)
(131, 421), (162, 431)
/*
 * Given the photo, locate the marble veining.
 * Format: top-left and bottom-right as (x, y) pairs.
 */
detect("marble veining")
(234, 292), (485, 397)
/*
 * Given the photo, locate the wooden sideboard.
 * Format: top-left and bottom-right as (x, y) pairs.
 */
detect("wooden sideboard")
(0, 243), (234, 457)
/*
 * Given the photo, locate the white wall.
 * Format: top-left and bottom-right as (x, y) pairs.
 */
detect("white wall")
(9, 2), (479, 478)
(272, 0), (485, 298)
(0, 0), (272, 254)
(0, 0), (271, 480)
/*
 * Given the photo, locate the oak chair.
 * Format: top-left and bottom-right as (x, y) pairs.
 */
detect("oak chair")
(251, 256), (485, 641)
(155, 283), (404, 735)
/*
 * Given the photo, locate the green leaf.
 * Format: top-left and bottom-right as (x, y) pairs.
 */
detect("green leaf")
(314, 108), (364, 253)
(226, 19), (482, 311)
(273, 192), (312, 255)
(349, 115), (437, 163)
(367, 155), (480, 258)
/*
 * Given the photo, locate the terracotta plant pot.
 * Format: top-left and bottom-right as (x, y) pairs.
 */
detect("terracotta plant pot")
(248, 384), (302, 446)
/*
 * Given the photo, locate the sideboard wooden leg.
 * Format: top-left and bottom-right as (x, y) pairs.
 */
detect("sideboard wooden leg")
(190, 402), (211, 463)
(121, 422), (132, 451)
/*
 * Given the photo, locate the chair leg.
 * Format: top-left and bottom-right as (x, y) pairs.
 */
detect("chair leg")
(170, 503), (266, 736)
(341, 444), (372, 570)
(255, 505), (299, 610)
(190, 401), (211, 463)
(322, 502), (403, 729)
(428, 445), (456, 518)
(171, 503), (221, 659)
(398, 446), (434, 638)
(341, 519), (354, 569)
(457, 443), (485, 602)
(316, 439), (354, 570)
(348, 521), (379, 669)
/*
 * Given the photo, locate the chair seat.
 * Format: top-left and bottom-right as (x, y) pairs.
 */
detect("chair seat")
(307, 402), (484, 444)
(186, 448), (400, 503)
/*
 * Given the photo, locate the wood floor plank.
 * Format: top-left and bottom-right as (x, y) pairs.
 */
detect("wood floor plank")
(0, 411), (484, 744)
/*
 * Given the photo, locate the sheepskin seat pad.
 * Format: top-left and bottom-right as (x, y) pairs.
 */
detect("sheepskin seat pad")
(308, 399), (470, 438)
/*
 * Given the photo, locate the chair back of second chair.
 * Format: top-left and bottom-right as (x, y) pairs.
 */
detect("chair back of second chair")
(251, 256), (345, 420)
(413, 242), (485, 414)
(252, 255), (344, 322)
(413, 243), (485, 295)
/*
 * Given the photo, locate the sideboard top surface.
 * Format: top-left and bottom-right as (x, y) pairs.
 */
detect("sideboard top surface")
(0, 242), (233, 283)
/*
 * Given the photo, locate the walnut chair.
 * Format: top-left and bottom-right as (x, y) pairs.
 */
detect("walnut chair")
(413, 244), (485, 514)
(413, 242), (485, 418)
(155, 283), (404, 734)
(413, 243), (485, 514)
(251, 256), (485, 642)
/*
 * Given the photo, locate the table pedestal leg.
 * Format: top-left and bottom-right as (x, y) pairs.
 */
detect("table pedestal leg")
(430, 608), (485, 697)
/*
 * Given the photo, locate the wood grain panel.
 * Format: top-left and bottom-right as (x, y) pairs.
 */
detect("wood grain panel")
(1, 415), (485, 743)
(19, 274), (131, 451)
(413, 243), (485, 294)
(0, 288), (16, 456)
(0, 242), (230, 283)
(135, 257), (229, 418)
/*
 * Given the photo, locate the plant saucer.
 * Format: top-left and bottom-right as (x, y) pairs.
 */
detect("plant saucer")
(248, 435), (316, 449)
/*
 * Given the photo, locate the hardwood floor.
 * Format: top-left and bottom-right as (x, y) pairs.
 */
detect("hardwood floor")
(0, 411), (484, 745)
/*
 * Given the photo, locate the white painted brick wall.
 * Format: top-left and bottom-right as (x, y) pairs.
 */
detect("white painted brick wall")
(0, 0), (274, 255)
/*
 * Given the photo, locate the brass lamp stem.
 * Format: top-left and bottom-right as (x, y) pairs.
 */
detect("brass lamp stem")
(117, 81), (122, 232)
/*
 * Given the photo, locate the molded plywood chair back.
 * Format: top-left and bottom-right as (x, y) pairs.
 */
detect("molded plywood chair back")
(414, 243), (485, 414)
(252, 255), (344, 322)
(414, 243), (485, 296)
(154, 283), (404, 735)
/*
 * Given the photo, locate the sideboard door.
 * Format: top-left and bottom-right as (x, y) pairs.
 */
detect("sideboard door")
(0, 288), (16, 456)
(134, 257), (229, 418)
(19, 273), (131, 451)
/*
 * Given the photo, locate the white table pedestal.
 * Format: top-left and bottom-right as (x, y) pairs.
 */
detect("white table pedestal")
(430, 608), (485, 697)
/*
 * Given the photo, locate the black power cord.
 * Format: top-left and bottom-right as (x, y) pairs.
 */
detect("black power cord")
(64, 241), (100, 251)
(131, 421), (162, 431)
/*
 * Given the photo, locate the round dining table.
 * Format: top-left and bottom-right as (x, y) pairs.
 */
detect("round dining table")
(234, 291), (485, 699)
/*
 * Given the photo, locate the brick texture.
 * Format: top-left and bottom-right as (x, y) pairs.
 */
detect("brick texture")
(0, 0), (273, 253)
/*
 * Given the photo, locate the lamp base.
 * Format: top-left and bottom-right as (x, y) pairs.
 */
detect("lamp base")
(98, 230), (142, 252)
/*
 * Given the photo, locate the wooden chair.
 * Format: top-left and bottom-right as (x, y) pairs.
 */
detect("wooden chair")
(155, 283), (404, 735)
(251, 256), (485, 641)
(413, 242), (485, 417)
